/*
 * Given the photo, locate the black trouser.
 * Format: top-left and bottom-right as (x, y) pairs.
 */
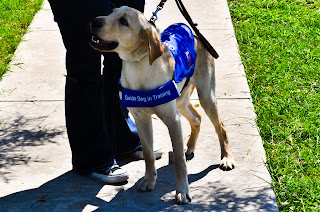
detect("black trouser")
(48, 0), (144, 174)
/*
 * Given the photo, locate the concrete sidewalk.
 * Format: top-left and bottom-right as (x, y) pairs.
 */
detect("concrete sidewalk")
(0, 0), (278, 211)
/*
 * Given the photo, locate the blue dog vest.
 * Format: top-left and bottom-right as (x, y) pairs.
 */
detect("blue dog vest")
(121, 23), (197, 108)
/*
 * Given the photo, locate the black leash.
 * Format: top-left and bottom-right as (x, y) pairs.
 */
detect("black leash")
(148, 0), (219, 59)
(174, 0), (219, 59)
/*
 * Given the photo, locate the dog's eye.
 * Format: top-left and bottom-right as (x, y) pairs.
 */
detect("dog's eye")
(119, 17), (129, 27)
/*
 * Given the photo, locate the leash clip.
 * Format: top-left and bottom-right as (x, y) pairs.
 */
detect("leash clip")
(149, 0), (167, 26)
(150, 6), (162, 23)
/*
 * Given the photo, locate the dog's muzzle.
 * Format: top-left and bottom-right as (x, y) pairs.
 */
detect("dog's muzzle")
(90, 18), (118, 51)
(90, 36), (118, 51)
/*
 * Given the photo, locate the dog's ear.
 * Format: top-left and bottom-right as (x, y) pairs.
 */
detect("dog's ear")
(141, 27), (164, 65)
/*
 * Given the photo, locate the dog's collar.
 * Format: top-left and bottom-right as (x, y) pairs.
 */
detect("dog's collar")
(119, 80), (181, 108)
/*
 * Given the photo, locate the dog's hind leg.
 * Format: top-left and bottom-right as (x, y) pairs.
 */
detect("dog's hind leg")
(132, 112), (157, 191)
(196, 78), (235, 170)
(177, 84), (201, 160)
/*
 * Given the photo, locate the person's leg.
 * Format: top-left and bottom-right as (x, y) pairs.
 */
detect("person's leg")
(49, 0), (115, 174)
(102, 53), (140, 156)
(102, 0), (145, 156)
(111, 0), (145, 12)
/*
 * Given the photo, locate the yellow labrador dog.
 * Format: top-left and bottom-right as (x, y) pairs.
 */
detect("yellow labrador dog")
(90, 6), (235, 204)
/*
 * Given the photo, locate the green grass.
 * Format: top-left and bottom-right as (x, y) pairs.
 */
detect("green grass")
(228, 0), (320, 211)
(0, 0), (43, 80)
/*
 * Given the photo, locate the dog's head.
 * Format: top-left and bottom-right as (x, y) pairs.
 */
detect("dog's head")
(90, 6), (164, 65)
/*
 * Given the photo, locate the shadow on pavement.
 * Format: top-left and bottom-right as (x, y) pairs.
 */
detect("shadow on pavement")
(0, 114), (65, 183)
(0, 163), (277, 211)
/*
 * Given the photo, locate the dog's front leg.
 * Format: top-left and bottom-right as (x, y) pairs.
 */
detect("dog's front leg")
(156, 106), (191, 204)
(171, 119), (191, 205)
(132, 111), (157, 192)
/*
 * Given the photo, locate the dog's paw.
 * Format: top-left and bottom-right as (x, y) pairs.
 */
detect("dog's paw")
(220, 157), (235, 171)
(185, 152), (194, 161)
(169, 151), (195, 164)
(138, 178), (156, 192)
(175, 191), (191, 205)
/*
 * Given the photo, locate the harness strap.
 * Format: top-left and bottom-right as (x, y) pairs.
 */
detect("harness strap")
(119, 80), (181, 108)
(119, 78), (188, 94)
(180, 77), (190, 93)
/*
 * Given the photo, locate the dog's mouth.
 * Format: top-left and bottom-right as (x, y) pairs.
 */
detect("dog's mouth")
(90, 36), (118, 51)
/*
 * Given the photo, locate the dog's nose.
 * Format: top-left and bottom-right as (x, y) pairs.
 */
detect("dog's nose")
(91, 17), (104, 29)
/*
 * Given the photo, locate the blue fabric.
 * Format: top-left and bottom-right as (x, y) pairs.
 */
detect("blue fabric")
(121, 80), (181, 107)
(121, 106), (138, 135)
(160, 23), (197, 83)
